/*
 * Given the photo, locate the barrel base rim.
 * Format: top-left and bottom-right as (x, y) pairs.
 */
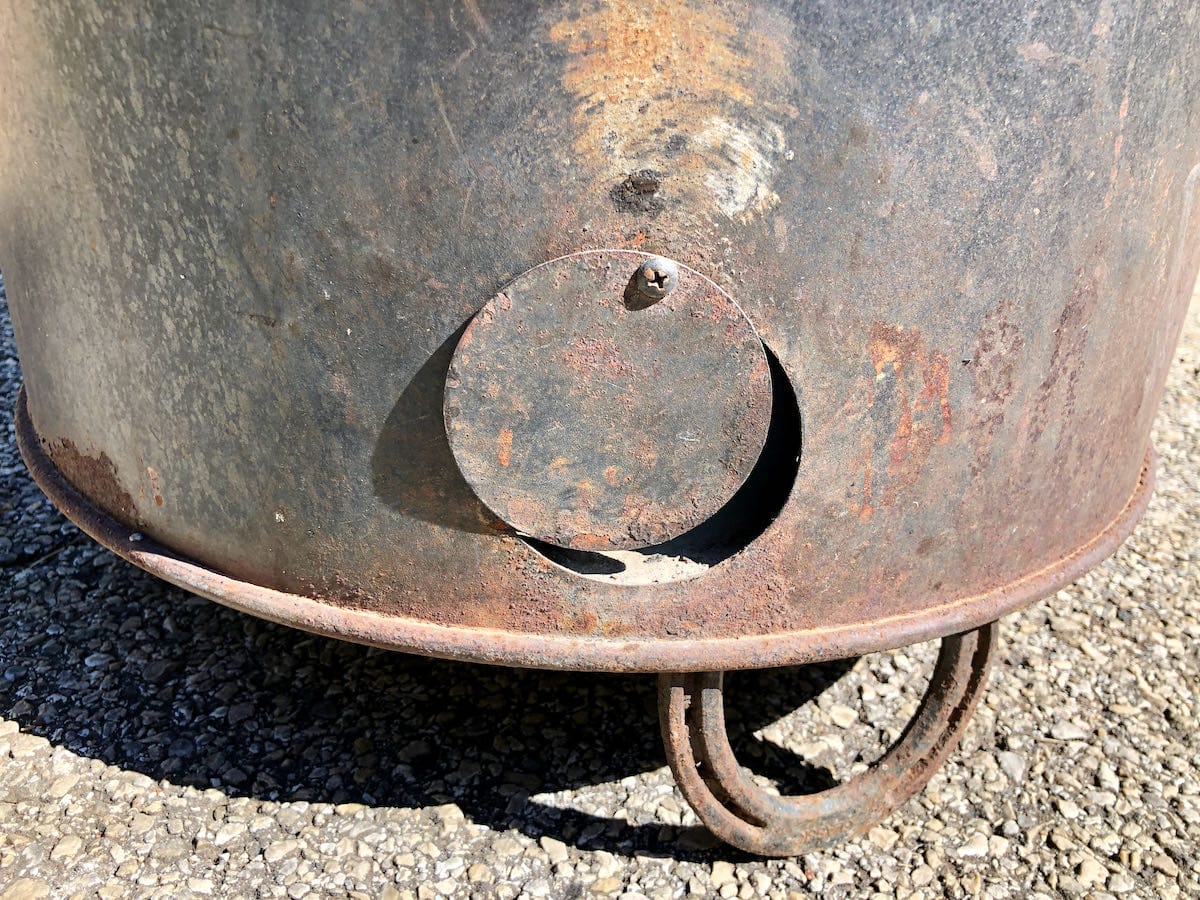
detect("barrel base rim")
(15, 385), (1155, 672)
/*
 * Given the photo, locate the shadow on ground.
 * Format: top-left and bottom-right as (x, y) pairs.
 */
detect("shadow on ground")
(0, 530), (856, 862)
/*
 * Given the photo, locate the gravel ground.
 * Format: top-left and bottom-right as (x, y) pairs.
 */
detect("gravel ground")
(0, 272), (1197, 900)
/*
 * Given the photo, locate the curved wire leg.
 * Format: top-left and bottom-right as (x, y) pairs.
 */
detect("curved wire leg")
(658, 622), (998, 856)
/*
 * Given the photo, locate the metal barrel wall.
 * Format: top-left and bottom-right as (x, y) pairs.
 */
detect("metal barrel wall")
(2, 1), (1198, 671)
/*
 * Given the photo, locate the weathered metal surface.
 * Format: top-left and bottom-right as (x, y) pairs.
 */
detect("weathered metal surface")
(659, 623), (997, 855)
(14, 388), (1152, 672)
(445, 250), (771, 551)
(2, 2), (1200, 671)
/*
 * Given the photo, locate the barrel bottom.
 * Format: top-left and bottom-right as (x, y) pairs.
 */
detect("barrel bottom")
(15, 385), (1156, 673)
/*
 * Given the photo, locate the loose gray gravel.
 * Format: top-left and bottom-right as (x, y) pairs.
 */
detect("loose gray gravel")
(1, 274), (1197, 899)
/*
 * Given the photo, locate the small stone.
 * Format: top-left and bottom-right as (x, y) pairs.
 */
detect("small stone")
(1077, 856), (1108, 886)
(867, 826), (899, 851)
(0, 880), (51, 900)
(187, 880), (214, 895)
(539, 835), (569, 865)
(1051, 721), (1089, 741)
(432, 805), (464, 836)
(144, 659), (186, 685)
(997, 751), (1026, 783)
(1049, 829), (1074, 851)
(50, 834), (83, 861)
(213, 823), (243, 846)
(1107, 872), (1136, 893)
(467, 864), (494, 883)
(710, 860), (736, 887)
(829, 705), (858, 728)
(988, 835), (1010, 857)
(677, 827), (720, 851)
(911, 865), (934, 887)
(1057, 798), (1081, 819)
(492, 837), (523, 857)
(957, 833), (989, 858)
(1151, 854), (1180, 877)
(1097, 761), (1120, 792)
(591, 878), (622, 895)
(47, 775), (80, 799)
(264, 839), (301, 864)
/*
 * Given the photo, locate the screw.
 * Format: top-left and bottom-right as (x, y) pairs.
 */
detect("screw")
(638, 257), (678, 297)
(625, 256), (679, 310)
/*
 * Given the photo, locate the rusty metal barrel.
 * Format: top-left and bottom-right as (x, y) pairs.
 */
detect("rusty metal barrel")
(3, 1), (1198, 855)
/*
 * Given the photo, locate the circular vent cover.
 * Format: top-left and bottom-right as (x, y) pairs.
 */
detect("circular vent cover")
(444, 250), (771, 552)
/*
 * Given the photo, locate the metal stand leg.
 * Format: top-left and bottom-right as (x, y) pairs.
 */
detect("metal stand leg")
(658, 622), (998, 856)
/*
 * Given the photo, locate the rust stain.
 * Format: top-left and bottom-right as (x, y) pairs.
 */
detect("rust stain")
(634, 437), (659, 468)
(496, 428), (513, 468)
(575, 479), (601, 511)
(560, 334), (634, 378)
(147, 466), (164, 506)
(969, 298), (1025, 476)
(549, 0), (795, 221)
(1026, 258), (1104, 447)
(866, 323), (954, 508)
(45, 437), (140, 528)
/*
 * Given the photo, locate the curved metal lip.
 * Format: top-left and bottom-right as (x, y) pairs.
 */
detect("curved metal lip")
(15, 386), (1155, 673)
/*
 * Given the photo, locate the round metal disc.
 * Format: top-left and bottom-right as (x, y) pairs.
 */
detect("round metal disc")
(444, 250), (771, 551)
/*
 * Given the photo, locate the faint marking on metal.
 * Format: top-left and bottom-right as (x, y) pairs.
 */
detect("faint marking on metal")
(444, 250), (771, 551)
(658, 623), (997, 855)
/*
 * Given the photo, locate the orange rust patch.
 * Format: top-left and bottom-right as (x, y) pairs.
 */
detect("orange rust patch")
(634, 437), (660, 468)
(866, 323), (954, 508)
(560, 334), (635, 378)
(968, 298), (1024, 476)
(496, 428), (513, 467)
(147, 466), (164, 506)
(46, 437), (140, 528)
(549, 0), (795, 221)
(575, 479), (601, 510)
(603, 465), (620, 486)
